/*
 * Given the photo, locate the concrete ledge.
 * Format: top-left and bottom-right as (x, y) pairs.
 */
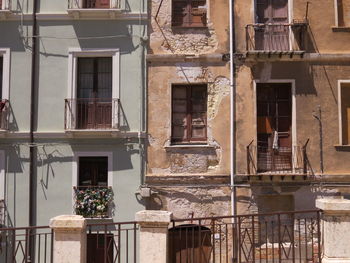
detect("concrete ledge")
(50, 215), (86, 231)
(136, 210), (172, 225)
(316, 198), (350, 213)
(322, 256), (350, 263)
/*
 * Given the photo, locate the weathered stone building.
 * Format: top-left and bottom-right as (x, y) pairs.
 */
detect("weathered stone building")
(146, 0), (232, 218)
(234, 0), (350, 214)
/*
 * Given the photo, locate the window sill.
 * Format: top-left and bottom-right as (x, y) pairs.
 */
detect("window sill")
(332, 26), (350, 32)
(172, 26), (208, 30)
(67, 8), (122, 19)
(165, 144), (213, 149)
(334, 144), (350, 148)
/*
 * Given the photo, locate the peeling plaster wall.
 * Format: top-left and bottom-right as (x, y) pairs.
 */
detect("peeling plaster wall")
(235, 62), (350, 176)
(235, 0), (350, 54)
(147, 186), (231, 218)
(147, 63), (230, 176)
(150, 0), (229, 54)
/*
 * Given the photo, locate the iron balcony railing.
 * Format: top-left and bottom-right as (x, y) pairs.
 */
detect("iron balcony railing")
(68, 0), (121, 9)
(245, 23), (307, 52)
(0, 0), (11, 10)
(0, 200), (4, 227)
(0, 225), (54, 263)
(65, 98), (120, 131)
(0, 100), (9, 130)
(170, 210), (321, 263)
(247, 139), (310, 175)
(73, 186), (114, 218)
(86, 221), (139, 263)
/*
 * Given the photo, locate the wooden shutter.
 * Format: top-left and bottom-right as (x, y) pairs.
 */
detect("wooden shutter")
(172, 0), (206, 27)
(0, 57), (2, 100)
(172, 84), (207, 143)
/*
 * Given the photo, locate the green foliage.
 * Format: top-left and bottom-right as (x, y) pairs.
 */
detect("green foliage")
(74, 187), (114, 218)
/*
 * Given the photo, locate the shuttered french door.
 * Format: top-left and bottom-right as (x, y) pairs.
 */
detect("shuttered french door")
(257, 83), (292, 172)
(77, 57), (112, 129)
(172, 0), (207, 27)
(255, 0), (289, 51)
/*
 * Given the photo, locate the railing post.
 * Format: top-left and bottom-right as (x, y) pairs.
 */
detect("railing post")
(316, 198), (350, 263)
(49, 215), (87, 263)
(136, 210), (173, 263)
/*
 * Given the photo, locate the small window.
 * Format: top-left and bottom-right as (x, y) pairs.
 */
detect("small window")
(171, 84), (207, 144)
(172, 0), (207, 28)
(336, 0), (350, 27)
(78, 157), (108, 187)
(340, 83), (350, 145)
(83, 0), (110, 8)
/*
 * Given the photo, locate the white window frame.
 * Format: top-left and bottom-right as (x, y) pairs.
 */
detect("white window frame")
(0, 48), (10, 101)
(0, 150), (5, 201)
(72, 151), (113, 213)
(69, 0), (119, 9)
(67, 48), (120, 129)
(338, 80), (350, 145)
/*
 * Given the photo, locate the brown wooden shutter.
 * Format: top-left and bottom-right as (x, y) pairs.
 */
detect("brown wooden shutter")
(95, 0), (110, 8)
(190, 85), (207, 140)
(172, 0), (206, 27)
(172, 86), (188, 142)
(172, 84), (207, 143)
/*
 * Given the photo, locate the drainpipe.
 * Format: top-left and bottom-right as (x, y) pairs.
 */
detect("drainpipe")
(313, 106), (324, 174)
(29, 0), (38, 260)
(229, 0), (236, 218)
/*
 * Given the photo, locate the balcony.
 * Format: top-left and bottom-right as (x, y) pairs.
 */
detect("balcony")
(246, 139), (311, 178)
(64, 98), (120, 135)
(245, 22), (309, 57)
(67, 0), (122, 19)
(73, 186), (113, 218)
(0, 0), (12, 19)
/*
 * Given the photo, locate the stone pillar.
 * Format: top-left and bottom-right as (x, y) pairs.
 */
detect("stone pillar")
(49, 215), (87, 263)
(316, 198), (350, 263)
(136, 210), (173, 263)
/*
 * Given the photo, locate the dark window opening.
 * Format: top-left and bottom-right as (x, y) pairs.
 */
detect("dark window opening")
(171, 84), (207, 144)
(83, 0), (110, 8)
(172, 0), (207, 27)
(76, 57), (112, 129)
(78, 157), (108, 188)
(87, 234), (114, 263)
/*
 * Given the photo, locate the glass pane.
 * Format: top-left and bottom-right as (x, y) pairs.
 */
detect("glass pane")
(78, 58), (94, 98)
(97, 58), (112, 99)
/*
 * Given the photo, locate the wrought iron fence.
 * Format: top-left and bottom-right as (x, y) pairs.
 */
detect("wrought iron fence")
(65, 98), (121, 130)
(0, 100), (10, 130)
(68, 0), (121, 9)
(170, 210), (321, 263)
(0, 225), (53, 263)
(247, 140), (310, 175)
(246, 23), (307, 52)
(86, 221), (139, 263)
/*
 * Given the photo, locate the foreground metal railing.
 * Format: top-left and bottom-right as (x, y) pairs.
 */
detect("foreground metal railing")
(68, 0), (121, 9)
(247, 139), (310, 175)
(246, 23), (307, 52)
(65, 98), (120, 130)
(170, 210), (321, 263)
(86, 221), (139, 263)
(0, 225), (53, 263)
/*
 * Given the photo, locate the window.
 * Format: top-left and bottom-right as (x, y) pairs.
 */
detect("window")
(66, 48), (120, 130)
(171, 84), (207, 144)
(83, 0), (110, 8)
(78, 157), (108, 187)
(336, 0), (350, 27)
(172, 0), (207, 27)
(339, 82), (350, 145)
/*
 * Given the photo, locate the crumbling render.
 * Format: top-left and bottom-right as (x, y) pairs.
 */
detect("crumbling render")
(151, 0), (219, 54)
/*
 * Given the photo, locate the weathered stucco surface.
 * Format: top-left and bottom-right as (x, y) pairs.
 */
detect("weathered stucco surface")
(150, 0), (229, 54)
(147, 63), (230, 175)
